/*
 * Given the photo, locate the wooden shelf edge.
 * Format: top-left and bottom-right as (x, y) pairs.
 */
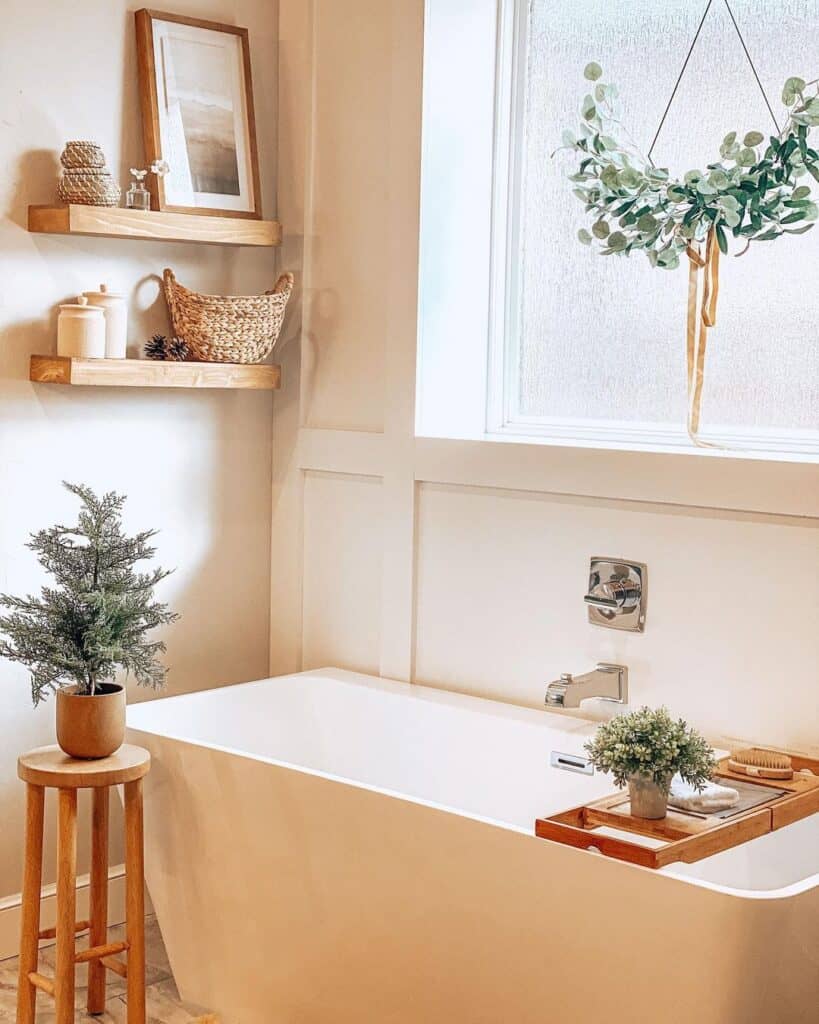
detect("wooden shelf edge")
(30, 356), (281, 391)
(27, 205), (282, 248)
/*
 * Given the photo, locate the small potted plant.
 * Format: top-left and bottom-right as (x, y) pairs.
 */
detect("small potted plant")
(0, 483), (178, 759)
(584, 706), (715, 819)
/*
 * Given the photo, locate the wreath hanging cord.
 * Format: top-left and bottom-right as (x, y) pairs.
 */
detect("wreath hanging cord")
(654, 0), (775, 444)
(559, 0), (819, 446)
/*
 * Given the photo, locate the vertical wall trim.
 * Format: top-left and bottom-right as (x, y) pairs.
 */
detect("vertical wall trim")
(269, 0), (318, 675)
(377, 1), (426, 682)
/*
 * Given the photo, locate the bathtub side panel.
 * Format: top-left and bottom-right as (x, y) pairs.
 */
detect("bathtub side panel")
(130, 733), (819, 1024)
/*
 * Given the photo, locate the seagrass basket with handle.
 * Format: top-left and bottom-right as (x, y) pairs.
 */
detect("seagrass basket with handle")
(162, 268), (294, 363)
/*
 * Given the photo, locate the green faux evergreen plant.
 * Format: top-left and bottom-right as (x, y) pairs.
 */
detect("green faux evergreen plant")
(0, 483), (178, 706)
(584, 706), (715, 790)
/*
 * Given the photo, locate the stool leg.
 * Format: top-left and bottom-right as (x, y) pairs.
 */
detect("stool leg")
(124, 779), (145, 1024)
(87, 787), (109, 1014)
(55, 788), (77, 1024)
(16, 784), (44, 1024)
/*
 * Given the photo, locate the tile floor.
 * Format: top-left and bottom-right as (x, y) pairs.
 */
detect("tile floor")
(0, 916), (217, 1023)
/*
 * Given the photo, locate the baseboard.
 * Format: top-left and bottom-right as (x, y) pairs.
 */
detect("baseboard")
(0, 865), (127, 961)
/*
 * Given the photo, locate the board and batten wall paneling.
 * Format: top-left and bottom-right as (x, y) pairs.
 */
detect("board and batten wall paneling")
(0, 0), (278, 915)
(302, 472), (383, 675)
(299, 0), (393, 434)
(414, 483), (819, 752)
(272, 0), (818, 762)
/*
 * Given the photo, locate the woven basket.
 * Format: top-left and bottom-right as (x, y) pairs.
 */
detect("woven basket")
(58, 168), (121, 207)
(60, 141), (106, 169)
(162, 268), (294, 364)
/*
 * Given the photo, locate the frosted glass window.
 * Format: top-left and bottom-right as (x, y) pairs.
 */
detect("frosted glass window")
(511, 0), (819, 444)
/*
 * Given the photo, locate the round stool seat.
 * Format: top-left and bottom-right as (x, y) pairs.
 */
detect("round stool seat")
(18, 744), (150, 789)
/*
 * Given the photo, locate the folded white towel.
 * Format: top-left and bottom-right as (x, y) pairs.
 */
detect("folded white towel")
(668, 774), (740, 813)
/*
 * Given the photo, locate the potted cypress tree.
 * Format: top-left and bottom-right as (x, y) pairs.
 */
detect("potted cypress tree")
(0, 483), (177, 759)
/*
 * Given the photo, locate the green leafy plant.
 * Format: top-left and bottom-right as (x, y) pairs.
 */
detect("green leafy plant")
(584, 706), (715, 790)
(559, 63), (819, 268)
(0, 483), (178, 705)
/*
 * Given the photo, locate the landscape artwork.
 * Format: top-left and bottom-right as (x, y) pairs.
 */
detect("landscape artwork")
(136, 10), (261, 218)
(163, 34), (241, 196)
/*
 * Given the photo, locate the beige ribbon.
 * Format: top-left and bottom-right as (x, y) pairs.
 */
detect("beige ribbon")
(685, 228), (720, 446)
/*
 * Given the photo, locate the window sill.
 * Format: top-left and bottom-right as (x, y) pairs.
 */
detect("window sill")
(414, 435), (819, 518)
(298, 428), (819, 518)
(488, 420), (819, 464)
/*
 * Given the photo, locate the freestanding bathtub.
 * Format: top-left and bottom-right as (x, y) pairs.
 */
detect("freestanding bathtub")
(126, 668), (819, 1024)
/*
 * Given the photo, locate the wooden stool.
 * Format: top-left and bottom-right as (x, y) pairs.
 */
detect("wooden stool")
(16, 744), (151, 1024)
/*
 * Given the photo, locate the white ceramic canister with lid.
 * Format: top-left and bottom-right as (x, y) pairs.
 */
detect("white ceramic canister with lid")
(83, 283), (127, 357)
(57, 296), (106, 358)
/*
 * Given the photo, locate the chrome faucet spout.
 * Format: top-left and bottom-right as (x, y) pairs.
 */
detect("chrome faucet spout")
(545, 663), (628, 710)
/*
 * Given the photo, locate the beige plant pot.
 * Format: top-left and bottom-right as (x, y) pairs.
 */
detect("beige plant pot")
(627, 773), (671, 819)
(56, 683), (126, 760)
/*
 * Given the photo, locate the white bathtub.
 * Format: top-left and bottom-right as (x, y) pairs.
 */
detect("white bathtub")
(126, 668), (819, 1024)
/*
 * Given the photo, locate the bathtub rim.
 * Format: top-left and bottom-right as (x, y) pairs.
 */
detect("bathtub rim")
(125, 669), (819, 903)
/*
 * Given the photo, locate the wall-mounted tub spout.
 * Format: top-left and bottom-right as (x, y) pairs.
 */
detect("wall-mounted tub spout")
(545, 663), (628, 709)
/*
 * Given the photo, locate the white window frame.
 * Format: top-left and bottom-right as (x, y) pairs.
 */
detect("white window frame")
(485, 0), (818, 459)
(415, 0), (818, 517)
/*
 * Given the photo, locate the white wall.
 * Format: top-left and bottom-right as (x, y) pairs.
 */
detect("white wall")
(0, 0), (278, 907)
(273, 0), (818, 759)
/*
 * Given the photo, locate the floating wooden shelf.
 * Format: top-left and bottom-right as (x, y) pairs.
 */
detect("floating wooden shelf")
(30, 356), (281, 391)
(28, 205), (282, 248)
(535, 754), (819, 869)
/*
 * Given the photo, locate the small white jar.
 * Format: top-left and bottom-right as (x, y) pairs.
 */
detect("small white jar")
(84, 283), (128, 358)
(57, 296), (106, 358)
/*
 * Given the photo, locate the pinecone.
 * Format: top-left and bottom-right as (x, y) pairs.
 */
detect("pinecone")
(144, 334), (167, 360)
(167, 337), (190, 362)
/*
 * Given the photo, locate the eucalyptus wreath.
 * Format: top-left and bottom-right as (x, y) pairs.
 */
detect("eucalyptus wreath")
(560, 63), (819, 268)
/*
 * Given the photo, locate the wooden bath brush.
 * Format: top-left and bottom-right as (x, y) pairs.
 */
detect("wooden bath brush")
(727, 748), (794, 780)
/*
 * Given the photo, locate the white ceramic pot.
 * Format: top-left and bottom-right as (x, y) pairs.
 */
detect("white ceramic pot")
(84, 283), (127, 358)
(57, 296), (106, 358)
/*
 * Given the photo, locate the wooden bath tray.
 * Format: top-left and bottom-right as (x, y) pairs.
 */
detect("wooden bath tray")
(535, 755), (819, 869)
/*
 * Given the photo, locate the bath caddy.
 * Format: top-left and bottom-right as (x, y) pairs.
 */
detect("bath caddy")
(535, 754), (819, 869)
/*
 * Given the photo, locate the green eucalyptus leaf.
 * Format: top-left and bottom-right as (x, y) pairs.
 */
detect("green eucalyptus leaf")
(708, 170), (729, 189)
(743, 131), (764, 147)
(600, 166), (620, 189)
(608, 231), (627, 251)
(793, 185), (812, 200)
(736, 148), (757, 167)
(617, 168), (641, 189)
(577, 228), (593, 245)
(684, 170), (703, 185)
(584, 62), (603, 82)
(592, 219), (610, 238)
(783, 76), (806, 101)
(637, 213), (658, 232)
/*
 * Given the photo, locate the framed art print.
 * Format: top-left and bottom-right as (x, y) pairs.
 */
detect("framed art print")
(135, 9), (262, 218)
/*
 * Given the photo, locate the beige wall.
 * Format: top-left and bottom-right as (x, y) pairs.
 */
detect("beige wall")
(273, 0), (819, 757)
(0, 0), (277, 906)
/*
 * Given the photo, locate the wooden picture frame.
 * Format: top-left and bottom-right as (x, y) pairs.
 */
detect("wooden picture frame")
(135, 9), (262, 219)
